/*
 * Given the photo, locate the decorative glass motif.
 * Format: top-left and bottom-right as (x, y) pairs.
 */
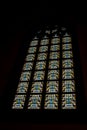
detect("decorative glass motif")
(50, 45), (60, 51)
(62, 51), (73, 58)
(49, 60), (59, 69)
(62, 94), (76, 109)
(17, 82), (29, 93)
(30, 40), (38, 46)
(28, 47), (37, 53)
(25, 54), (35, 61)
(37, 53), (47, 60)
(44, 94), (58, 109)
(35, 61), (46, 70)
(20, 72), (31, 81)
(40, 39), (49, 45)
(12, 95), (26, 109)
(62, 44), (72, 50)
(62, 37), (71, 43)
(62, 69), (74, 79)
(39, 46), (48, 52)
(33, 71), (45, 81)
(46, 81), (59, 93)
(51, 38), (60, 44)
(23, 62), (33, 70)
(62, 59), (73, 68)
(47, 70), (59, 80)
(31, 82), (43, 93)
(49, 52), (60, 59)
(28, 95), (42, 109)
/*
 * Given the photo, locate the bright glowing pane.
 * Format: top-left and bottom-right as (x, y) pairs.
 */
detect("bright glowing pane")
(28, 47), (37, 53)
(50, 45), (60, 51)
(44, 94), (58, 109)
(62, 94), (76, 109)
(49, 52), (60, 59)
(62, 51), (73, 58)
(33, 71), (45, 81)
(62, 59), (73, 68)
(46, 81), (59, 93)
(51, 38), (60, 44)
(47, 70), (59, 80)
(35, 61), (46, 70)
(23, 62), (33, 70)
(62, 37), (71, 43)
(30, 40), (38, 46)
(39, 46), (48, 52)
(31, 82), (43, 93)
(37, 53), (47, 60)
(12, 95), (26, 109)
(17, 82), (29, 93)
(20, 72), (31, 81)
(62, 44), (72, 50)
(25, 54), (35, 61)
(49, 60), (59, 69)
(62, 69), (74, 79)
(40, 39), (49, 45)
(28, 95), (42, 109)
(62, 80), (75, 92)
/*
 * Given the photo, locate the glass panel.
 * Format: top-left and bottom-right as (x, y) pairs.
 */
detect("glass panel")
(33, 36), (38, 40)
(23, 62), (33, 70)
(40, 39), (49, 45)
(17, 82), (29, 93)
(64, 33), (70, 37)
(31, 82), (43, 93)
(62, 44), (72, 50)
(28, 47), (37, 53)
(25, 54), (35, 61)
(62, 59), (73, 68)
(62, 94), (76, 109)
(49, 60), (59, 69)
(35, 61), (46, 70)
(61, 27), (66, 31)
(46, 81), (59, 93)
(51, 38), (60, 44)
(62, 37), (71, 43)
(52, 34), (58, 38)
(20, 72), (31, 81)
(62, 51), (73, 58)
(52, 29), (58, 33)
(30, 40), (38, 46)
(43, 35), (48, 39)
(45, 30), (50, 34)
(50, 45), (60, 51)
(33, 71), (45, 81)
(28, 95), (42, 109)
(44, 94), (58, 109)
(62, 80), (75, 92)
(37, 53), (47, 60)
(12, 95), (26, 109)
(47, 70), (59, 80)
(49, 52), (60, 59)
(39, 46), (48, 52)
(62, 69), (74, 79)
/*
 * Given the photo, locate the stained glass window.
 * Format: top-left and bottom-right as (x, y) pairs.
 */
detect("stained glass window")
(12, 26), (78, 110)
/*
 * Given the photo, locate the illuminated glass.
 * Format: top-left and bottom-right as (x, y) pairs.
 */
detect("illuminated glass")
(25, 54), (35, 61)
(49, 60), (59, 69)
(49, 52), (60, 59)
(62, 69), (74, 79)
(30, 40), (38, 46)
(12, 95), (26, 109)
(46, 81), (59, 93)
(62, 59), (73, 68)
(20, 71), (31, 81)
(35, 61), (46, 70)
(45, 30), (50, 34)
(40, 39), (49, 45)
(62, 80), (75, 92)
(23, 62), (33, 70)
(33, 71), (45, 81)
(62, 37), (71, 43)
(37, 53), (47, 60)
(62, 51), (73, 58)
(31, 82), (43, 93)
(44, 94), (58, 109)
(62, 94), (76, 109)
(28, 95), (42, 109)
(62, 44), (72, 50)
(39, 46), (48, 52)
(51, 38), (60, 44)
(17, 82), (29, 93)
(52, 34), (58, 38)
(50, 45), (60, 51)
(28, 47), (37, 53)
(64, 33), (70, 37)
(52, 29), (58, 33)
(33, 36), (38, 40)
(47, 70), (59, 80)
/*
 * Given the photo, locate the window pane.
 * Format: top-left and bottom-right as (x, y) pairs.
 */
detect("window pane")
(50, 45), (60, 51)
(31, 82), (43, 93)
(62, 37), (71, 43)
(40, 39), (49, 45)
(28, 47), (37, 53)
(47, 70), (59, 80)
(51, 38), (60, 44)
(49, 60), (59, 69)
(62, 51), (73, 58)
(25, 54), (35, 61)
(44, 94), (58, 109)
(20, 72), (31, 81)
(62, 59), (73, 68)
(33, 71), (45, 81)
(62, 69), (74, 79)
(17, 82), (29, 93)
(30, 40), (38, 46)
(49, 52), (60, 59)
(37, 53), (47, 60)
(35, 61), (46, 70)
(23, 62), (33, 70)
(39, 46), (48, 52)
(62, 44), (72, 50)
(62, 94), (76, 109)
